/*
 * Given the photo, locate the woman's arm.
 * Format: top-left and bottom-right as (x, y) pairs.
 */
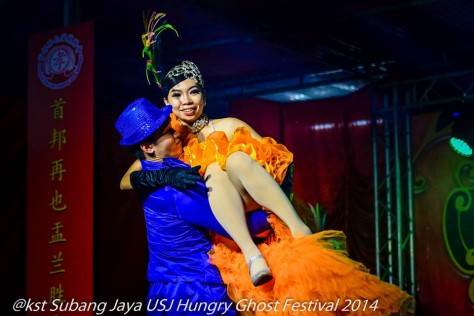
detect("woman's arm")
(120, 159), (142, 190)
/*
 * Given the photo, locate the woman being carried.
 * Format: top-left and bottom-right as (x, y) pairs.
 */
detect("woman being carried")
(122, 58), (414, 315)
(122, 59), (312, 287)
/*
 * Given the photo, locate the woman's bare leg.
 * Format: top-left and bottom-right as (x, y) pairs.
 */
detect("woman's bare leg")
(205, 162), (272, 285)
(226, 151), (312, 236)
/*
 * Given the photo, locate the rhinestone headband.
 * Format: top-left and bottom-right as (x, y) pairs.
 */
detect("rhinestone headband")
(164, 60), (205, 88)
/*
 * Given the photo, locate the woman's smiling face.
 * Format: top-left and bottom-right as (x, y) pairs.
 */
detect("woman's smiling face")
(164, 78), (205, 125)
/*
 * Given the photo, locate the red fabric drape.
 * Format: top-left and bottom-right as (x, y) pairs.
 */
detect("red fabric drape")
(230, 98), (284, 142)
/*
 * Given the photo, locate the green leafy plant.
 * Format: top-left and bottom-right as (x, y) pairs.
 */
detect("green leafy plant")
(290, 194), (327, 233)
(307, 201), (326, 232)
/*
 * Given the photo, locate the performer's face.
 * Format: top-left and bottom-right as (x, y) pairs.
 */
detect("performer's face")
(164, 78), (205, 125)
(148, 122), (183, 159)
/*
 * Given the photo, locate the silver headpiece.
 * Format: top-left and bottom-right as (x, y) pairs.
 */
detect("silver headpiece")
(164, 60), (205, 88)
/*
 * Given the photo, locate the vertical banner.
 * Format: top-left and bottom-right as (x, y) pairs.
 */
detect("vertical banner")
(26, 22), (94, 315)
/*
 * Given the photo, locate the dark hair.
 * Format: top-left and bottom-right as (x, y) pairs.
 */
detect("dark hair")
(162, 73), (189, 97)
(160, 59), (205, 97)
(129, 145), (145, 160)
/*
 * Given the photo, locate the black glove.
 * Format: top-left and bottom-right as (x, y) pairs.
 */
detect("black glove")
(130, 166), (201, 190)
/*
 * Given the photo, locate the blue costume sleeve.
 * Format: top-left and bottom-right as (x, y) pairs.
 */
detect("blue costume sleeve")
(142, 158), (272, 239)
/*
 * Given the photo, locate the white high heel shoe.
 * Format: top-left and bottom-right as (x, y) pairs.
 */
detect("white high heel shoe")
(248, 254), (273, 286)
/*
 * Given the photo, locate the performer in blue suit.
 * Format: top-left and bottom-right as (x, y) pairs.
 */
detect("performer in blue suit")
(115, 98), (269, 315)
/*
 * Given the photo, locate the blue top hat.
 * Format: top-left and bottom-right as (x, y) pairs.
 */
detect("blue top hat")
(115, 98), (173, 146)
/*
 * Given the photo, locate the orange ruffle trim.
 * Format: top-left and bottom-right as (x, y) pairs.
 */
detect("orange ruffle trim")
(209, 215), (415, 316)
(182, 127), (293, 185)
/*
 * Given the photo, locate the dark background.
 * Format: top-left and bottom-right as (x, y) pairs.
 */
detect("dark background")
(3, 0), (474, 109)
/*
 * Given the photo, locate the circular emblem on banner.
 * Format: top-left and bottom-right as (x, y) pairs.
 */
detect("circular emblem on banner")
(37, 33), (83, 89)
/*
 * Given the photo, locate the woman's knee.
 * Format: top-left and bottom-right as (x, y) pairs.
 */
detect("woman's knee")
(205, 162), (229, 184)
(226, 151), (254, 173)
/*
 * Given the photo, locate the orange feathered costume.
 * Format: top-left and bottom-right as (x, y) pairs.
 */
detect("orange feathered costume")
(182, 126), (293, 185)
(171, 114), (415, 315)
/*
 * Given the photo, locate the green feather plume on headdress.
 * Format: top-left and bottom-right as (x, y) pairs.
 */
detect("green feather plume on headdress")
(141, 11), (179, 88)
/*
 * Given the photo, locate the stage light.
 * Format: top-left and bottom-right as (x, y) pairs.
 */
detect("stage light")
(449, 137), (473, 157)
(448, 110), (474, 157)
